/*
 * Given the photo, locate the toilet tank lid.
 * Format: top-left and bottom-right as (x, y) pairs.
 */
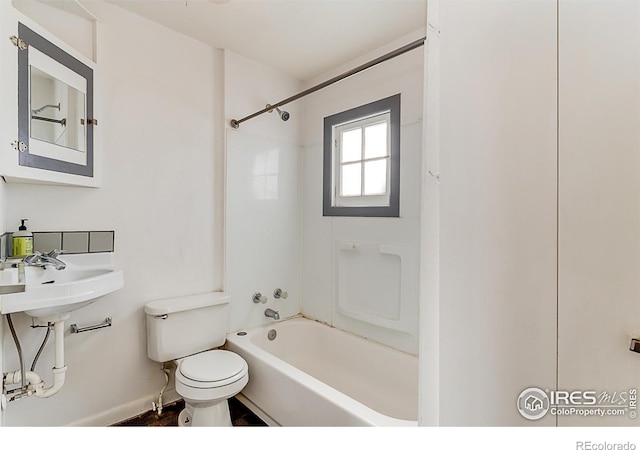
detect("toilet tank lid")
(144, 292), (230, 316)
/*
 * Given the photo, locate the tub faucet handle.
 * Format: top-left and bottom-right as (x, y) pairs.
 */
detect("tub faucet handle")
(252, 292), (268, 304)
(273, 288), (288, 299)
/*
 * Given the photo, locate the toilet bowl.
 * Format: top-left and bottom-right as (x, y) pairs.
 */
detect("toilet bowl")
(144, 292), (249, 427)
(174, 350), (249, 426)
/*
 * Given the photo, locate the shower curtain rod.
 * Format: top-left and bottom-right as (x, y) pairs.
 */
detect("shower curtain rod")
(229, 36), (426, 129)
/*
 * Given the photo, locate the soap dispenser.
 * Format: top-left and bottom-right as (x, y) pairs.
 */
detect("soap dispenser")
(12, 219), (33, 257)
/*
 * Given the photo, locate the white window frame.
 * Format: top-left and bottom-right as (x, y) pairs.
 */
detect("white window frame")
(323, 94), (400, 217)
(333, 112), (391, 208)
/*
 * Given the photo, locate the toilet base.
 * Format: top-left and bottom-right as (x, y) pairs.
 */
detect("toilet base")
(177, 399), (232, 427)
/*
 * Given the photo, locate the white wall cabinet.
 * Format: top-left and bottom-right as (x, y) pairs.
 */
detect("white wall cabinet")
(0, 2), (99, 187)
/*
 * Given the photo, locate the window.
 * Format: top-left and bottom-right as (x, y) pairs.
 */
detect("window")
(323, 94), (400, 217)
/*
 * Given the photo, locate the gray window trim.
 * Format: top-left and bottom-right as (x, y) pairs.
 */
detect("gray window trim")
(323, 94), (400, 217)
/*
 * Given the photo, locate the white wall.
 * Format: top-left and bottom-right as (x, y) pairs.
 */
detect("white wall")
(439, 0), (558, 425)
(558, 0), (640, 426)
(1, 1), (224, 426)
(419, 0), (440, 426)
(300, 30), (424, 354)
(224, 50), (303, 333)
(12, 0), (95, 61)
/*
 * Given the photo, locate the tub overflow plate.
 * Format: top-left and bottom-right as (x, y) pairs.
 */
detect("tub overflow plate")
(268, 329), (277, 341)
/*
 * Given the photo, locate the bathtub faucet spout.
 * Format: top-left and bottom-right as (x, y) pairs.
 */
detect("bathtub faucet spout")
(265, 308), (280, 320)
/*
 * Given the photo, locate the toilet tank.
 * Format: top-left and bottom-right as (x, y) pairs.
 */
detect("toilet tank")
(145, 291), (231, 362)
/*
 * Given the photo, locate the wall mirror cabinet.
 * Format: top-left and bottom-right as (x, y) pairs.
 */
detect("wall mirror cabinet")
(0, 2), (99, 187)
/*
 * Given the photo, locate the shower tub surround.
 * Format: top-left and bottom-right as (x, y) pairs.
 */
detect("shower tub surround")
(226, 316), (418, 426)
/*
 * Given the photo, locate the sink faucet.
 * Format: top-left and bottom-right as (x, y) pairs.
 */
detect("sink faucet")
(24, 250), (66, 270)
(265, 308), (280, 320)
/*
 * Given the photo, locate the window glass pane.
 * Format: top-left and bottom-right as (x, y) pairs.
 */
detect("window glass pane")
(364, 122), (388, 159)
(364, 159), (387, 195)
(341, 163), (361, 196)
(341, 128), (362, 163)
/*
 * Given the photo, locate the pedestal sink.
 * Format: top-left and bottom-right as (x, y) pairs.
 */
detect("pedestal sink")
(0, 253), (124, 322)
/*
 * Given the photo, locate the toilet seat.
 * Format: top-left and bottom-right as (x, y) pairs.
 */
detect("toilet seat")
(176, 350), (248, 390)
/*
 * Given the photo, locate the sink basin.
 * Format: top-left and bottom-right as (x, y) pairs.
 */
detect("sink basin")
(0, 254), (124, 321)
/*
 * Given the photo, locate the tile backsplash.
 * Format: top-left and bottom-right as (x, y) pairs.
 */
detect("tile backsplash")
(58, 232), (89, 253)
(88, 231), (114, 253)
(2, 230), (115, 258)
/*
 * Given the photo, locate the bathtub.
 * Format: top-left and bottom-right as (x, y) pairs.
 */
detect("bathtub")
(225, 316), (418, 426)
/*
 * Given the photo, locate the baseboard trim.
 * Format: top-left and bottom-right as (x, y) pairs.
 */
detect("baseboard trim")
(66, 389), (182, 427)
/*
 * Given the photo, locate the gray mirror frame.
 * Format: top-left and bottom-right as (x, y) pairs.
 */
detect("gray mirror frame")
(18, 22), (94, 177)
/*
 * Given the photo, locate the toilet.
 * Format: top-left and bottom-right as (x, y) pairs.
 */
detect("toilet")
(144, 292), (248, 427)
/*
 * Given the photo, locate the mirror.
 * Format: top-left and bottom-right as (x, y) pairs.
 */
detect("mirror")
(18, 22), (94, 177)
(30, 66), (86, 153)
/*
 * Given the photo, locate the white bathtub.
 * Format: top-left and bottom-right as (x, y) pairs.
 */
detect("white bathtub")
(225, 317), (418, 426)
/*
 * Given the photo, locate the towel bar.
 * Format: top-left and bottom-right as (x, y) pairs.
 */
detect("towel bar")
(70, 317), (112, 334)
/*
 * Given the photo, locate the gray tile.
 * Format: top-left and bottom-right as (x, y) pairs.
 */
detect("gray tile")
(6, 233), (13, 258)
(33, 232), (62, 254)
(1, 233), (8, 259)
(89, 231), (114, 253)
(62, 232), (89, 254)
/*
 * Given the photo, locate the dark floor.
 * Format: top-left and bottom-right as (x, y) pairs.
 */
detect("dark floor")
(111, 397), (266, 427)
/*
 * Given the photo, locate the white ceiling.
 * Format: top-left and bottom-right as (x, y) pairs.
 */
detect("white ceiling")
(105, 0), (427, 81)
